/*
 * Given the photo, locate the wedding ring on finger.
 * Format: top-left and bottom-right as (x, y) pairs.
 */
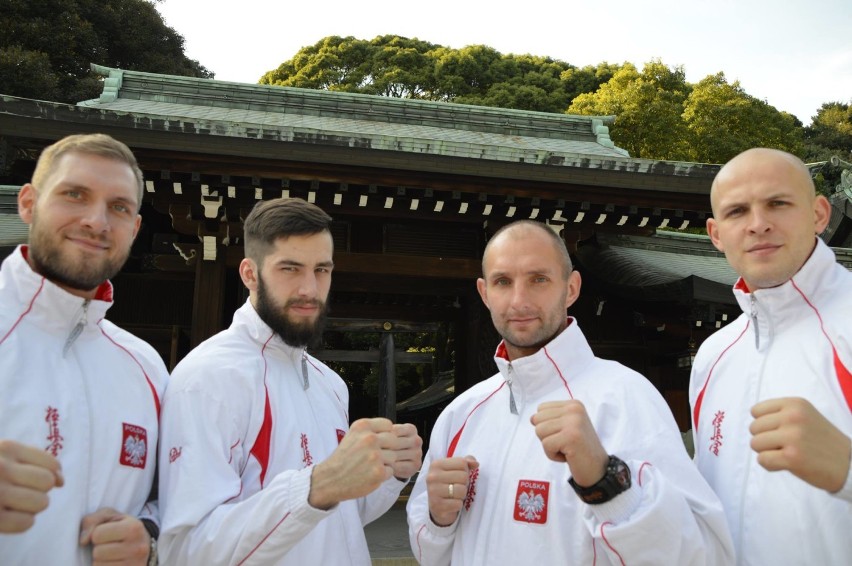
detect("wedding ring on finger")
(448, 483), (454, 498)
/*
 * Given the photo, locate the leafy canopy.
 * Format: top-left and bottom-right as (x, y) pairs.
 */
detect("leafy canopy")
(0, 0), (213, 104)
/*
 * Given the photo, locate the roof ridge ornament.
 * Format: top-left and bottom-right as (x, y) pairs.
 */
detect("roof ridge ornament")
(90, 64), (124, 103)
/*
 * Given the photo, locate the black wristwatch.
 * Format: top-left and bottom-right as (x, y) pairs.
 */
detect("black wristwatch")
(569, 455), (631, 505)
(140, 518), (159, 566)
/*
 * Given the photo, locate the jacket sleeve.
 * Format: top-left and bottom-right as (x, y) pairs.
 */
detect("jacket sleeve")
(158, 377), (332, 566)
(358, 476), (409, 526)
(577, 381), (735, 566)
(405, 413), (457, 566)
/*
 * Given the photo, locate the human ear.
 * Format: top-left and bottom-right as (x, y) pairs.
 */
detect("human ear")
(239, 257), (259, 291)
(706, 218), (724, 252)
(476, 277), (489, 309)
(565, 270), (582, 309)
(813, 195), (831, 235)
(17, 184), (37, 225)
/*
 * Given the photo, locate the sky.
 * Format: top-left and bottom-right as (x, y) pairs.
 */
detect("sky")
(155, 0), (851, 126)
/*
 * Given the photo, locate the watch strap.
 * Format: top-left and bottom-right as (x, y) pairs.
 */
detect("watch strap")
(569, 455), (631, 505)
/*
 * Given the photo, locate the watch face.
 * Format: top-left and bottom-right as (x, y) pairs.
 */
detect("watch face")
(611, 459), (631, 489)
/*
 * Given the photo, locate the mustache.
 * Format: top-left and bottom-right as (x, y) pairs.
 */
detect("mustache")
(284, 298), (323, 308)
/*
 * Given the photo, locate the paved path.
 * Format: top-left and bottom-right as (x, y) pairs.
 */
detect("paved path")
(366, 500), (417, 565)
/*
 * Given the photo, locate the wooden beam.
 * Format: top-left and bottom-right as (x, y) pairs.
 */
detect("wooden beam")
(378, 333), (396, 421)
(333, 252), (480, 278)
(190, 245), (225, 346)
(310, 350), (434, 364)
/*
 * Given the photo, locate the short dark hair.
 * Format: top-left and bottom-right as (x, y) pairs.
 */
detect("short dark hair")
(243, 197), (333, 263)
(32, 133), (144, 210)
(483, 220), (573, 278)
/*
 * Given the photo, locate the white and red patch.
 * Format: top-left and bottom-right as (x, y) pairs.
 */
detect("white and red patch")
(709, 410), (725, 456)
(464, 467), (479, 511)
(44, 406), (63, 457)
(120, 423), (148, 469)
(513, 479), (549, 524)
(301, 433), (313, 467)
(169, 446), (182, 464)
(336, 429), (346, 444)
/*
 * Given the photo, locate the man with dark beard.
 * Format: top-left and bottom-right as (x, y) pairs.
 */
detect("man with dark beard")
(0, 134), (168, 566)
(158, 197), (423, 565)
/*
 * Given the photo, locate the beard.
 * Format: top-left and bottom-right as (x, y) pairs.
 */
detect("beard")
(28, 211), (128, 292)
(255, 275), (328, 348)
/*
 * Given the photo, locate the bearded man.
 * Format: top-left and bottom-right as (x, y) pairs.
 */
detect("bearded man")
(158, 197), (422, 565)
(0, 133), (167, 566)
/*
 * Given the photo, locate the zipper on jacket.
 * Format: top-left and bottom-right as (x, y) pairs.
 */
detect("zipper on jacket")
(63, 300), (90, 357)
(506, 363), (518, 415)
(750, 294), (760, 350)
(300, 351), (310, 390)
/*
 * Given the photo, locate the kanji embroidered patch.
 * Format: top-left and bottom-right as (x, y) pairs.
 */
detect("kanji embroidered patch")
(514, 479), (549, 524)
(120, 423), (147, 469)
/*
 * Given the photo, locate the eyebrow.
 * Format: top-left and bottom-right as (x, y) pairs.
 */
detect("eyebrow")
(488, 268), (554, 278)
(272, 259), (335, 269)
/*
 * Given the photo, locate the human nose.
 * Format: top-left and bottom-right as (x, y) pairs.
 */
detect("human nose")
(80, 202), (110, 233)
(746, 208), (771, 234)
(296, 271), (319, 298)
(508, 282), (530, 309)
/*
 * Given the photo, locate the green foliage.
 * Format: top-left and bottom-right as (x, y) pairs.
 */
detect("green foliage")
(802, 102), (852, 193)
(569, 61), (691, 160)
(683, 73), (803, 163)
(0, 0), (212, 104)
(260, 35), (613, 113)
(570, 62), (804, 164)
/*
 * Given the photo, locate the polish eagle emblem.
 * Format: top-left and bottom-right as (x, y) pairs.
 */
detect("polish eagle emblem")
(124, 435), (147, 467)
(517, 490), (546, 521)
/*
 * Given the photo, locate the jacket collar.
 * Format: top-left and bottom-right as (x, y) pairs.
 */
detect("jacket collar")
(733, 237), (836, 322)
(493, 317), (594, 400)
(2, 245), (112, 335)
(231, 298), (306, 362)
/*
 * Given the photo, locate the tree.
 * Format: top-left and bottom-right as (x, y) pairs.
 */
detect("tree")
(0, 0), (213, 104)
(569, 61), (804, 163)
(568, 60), (692, 160)
(261, 35), (610, 112)
(261, 35), (440, 98)
(683, 73), (802, 163)
(802, 102), (852, 193)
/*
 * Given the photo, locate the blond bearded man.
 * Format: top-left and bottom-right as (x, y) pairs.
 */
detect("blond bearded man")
(0, 134), (167, 565)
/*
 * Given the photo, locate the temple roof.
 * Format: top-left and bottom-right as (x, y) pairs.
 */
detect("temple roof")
(575, 230), (852, 305)
(78, 64), (633, 161)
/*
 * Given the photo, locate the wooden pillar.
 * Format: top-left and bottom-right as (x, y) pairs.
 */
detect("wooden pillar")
(378, 331), (397, 421)
(190, 246), (226, 347)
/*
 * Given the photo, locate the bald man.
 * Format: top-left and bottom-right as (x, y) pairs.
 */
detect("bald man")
(407, 220), (733, 565)
(690, 148), (852, 565)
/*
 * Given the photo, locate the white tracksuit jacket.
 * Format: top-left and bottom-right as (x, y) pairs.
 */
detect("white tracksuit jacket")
(408, 318), (734, 565)
(159, 299), (406, 565)
(690, 238), (852, 565)
(0, 245), (167, 565)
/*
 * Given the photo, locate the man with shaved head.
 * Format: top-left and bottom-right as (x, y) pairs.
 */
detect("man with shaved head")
(407, 220), (733, 565)
(690, 148), (852, 564)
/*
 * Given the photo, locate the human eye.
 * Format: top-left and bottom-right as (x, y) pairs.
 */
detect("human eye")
(533, 275), (549, 284)
(724, 206), (745, 219)
(64, 189), (82, 199)
(493, 277), (510, 286)
(112, 203), (130, 214)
